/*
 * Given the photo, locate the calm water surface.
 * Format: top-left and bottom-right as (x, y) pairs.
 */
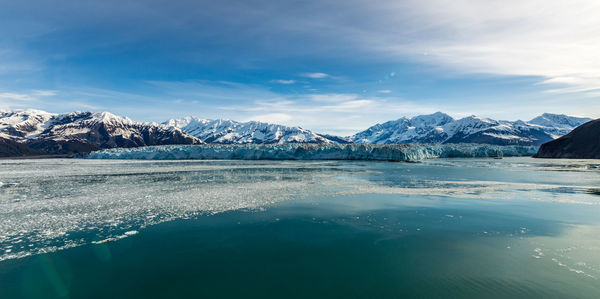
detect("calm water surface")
(0, 158), (599, 298)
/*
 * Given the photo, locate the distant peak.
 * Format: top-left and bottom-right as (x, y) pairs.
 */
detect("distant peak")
(529, 113), (592, 127)
(430, 111), (453, 117)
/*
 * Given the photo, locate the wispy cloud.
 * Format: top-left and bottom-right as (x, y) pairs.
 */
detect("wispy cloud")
(32, 90), (57, 97)
(216, 91), (441, 135)
(0, 90), (56, 102)
(300, 72), (329, 79)
(122, 79), (599, 135)
(2, 0), (599, 125)
(270, 79), (296, 85)
(357, 0), (600, 94)
(0, 93), (37, 102)
(0, 89), (58, 111)
(308, 93), (358, 103)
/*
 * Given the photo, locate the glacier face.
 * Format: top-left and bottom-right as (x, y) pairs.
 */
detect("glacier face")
(350, 112), (592, 146)
(163, 117), (342, 144)
(86, 143), (539, 161)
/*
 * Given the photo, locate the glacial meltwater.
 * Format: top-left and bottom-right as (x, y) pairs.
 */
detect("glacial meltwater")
(1, 158), (600, 298)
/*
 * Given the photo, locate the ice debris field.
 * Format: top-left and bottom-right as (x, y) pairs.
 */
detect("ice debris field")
(1, 157), (599, 262)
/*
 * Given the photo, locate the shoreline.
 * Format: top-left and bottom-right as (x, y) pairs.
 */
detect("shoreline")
(0, 154), (75, 160)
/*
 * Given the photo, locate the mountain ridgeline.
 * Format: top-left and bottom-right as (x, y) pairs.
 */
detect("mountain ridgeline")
(0, 109), (592, 157)
(165, 112), (590, 146)
(0, 110), (201, 157)
(350, 112), (591, 146)
(163, 117), (340, 144)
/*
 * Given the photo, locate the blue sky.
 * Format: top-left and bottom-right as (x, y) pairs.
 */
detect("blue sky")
(1, 0), (599, 135)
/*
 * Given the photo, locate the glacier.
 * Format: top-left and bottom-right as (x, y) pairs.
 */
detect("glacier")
(86, 143), (539, 161)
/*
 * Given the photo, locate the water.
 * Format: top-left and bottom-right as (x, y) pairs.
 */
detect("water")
(1, 158), (599, 298)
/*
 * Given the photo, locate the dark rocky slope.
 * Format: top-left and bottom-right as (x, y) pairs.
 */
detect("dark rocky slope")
(0, 137), (43, 157)
(535, 119), (600, 159)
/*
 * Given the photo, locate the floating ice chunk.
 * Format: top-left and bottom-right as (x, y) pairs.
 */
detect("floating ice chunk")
(92, 238), (117, 245)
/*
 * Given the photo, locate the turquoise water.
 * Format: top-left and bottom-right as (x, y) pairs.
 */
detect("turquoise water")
(1, 158), (599, 298)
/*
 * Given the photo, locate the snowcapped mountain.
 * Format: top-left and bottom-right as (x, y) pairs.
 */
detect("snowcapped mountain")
(0, 109), (55, 140)
(351, 112), (592, 146)
(0, 109), (592, 157)
(529, 113), (593, 138)
(351, 112), (454, 144)
(0, 109), (201, 156)
(164, 117), (342, 144)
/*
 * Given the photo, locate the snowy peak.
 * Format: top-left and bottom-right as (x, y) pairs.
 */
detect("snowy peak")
(1, 109), (593, 157)
(352, 112), (592, 146)
(0, 109), (201, 156)
(527, 113), (592, 139)
(0, 109), (56, 140)
(163, 116), (201, 128)
(37, 111), (202, 145)
(165, 117), (339, 144)
(410, 112), (454, 128)
(529, 113), (592, 129)
(351, 112), (456, 144)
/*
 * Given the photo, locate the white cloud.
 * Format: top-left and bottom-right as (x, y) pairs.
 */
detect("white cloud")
(238, 0), (600, 96)
(378, 90), (392, 94)
(271, 79), (296, 84)
(0, 93), (36, 101)
(308, 93), (358, 103)
(357, 0), (600, 94)
(143, 80), (593, 136)
(0, 89), (61, 112)
(217, 92), (441, 135)
(0, 90), (56, 102)
(32, 90), (57, 97)
(300, 72), (329, 79)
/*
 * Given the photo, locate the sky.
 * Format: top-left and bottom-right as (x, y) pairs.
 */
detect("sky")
(0, 0), (599, 135)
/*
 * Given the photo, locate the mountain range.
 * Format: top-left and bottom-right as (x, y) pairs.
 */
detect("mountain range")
(163, 117), (339, 144)
(0, 110), (200, 156)
(350, 112), (592, 146)
(0, 109), (592, 157)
